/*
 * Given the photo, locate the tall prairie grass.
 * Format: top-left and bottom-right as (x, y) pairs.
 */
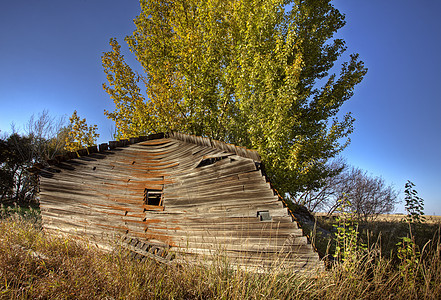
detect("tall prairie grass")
(1, 215), (440, 299)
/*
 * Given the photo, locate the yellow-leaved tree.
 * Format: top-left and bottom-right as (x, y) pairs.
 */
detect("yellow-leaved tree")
(102, 0), (367, 199)
(64, 111), (99, 153)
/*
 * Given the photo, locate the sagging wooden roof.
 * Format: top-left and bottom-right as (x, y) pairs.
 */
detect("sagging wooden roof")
(34, 132), (321, 271)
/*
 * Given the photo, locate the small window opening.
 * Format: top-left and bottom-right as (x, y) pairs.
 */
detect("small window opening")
(196, 155), (229, 168)
(144, 188), (163, 206)
(257, 210), (272, 221)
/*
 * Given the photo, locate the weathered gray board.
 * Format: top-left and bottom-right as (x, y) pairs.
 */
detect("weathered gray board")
(36, 132), (321, 271)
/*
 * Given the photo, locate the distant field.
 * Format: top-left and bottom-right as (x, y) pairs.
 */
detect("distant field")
(375, 213), (441, 223)
(314, 212), (441, 223)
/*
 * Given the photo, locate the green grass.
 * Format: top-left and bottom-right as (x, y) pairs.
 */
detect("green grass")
(1, 215), (440, 299)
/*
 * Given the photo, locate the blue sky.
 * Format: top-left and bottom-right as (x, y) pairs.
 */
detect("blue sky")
(1, 1), (440, 214)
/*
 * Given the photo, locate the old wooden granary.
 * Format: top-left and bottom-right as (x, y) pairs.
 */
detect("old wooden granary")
(32, 132), (321, 271)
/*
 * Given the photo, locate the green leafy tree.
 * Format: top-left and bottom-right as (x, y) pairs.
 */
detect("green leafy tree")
(102, 0), (367, 198)
(64, 111), (100, 153)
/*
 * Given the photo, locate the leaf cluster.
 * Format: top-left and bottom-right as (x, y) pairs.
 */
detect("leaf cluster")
(64, 110), (100, 153)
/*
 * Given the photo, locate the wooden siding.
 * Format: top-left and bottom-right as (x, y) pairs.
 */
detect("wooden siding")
(37, 133), (321, 271)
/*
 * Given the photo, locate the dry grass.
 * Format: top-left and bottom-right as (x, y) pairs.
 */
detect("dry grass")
(1, 216), (441, 299)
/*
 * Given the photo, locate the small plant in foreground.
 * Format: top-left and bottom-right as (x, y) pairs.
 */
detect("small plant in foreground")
(396, 180), (426, 291)
(403, 180), (426, 224)
(396, 236), (421, 282)
(333, 197), (367, 270)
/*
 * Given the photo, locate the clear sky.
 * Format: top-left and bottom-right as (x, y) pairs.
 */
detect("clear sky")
(1, 1), (440, 215)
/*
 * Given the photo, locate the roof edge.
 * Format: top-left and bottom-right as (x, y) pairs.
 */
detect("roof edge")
(28, 132), (260, 173)
(166, 132), (261, 162)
